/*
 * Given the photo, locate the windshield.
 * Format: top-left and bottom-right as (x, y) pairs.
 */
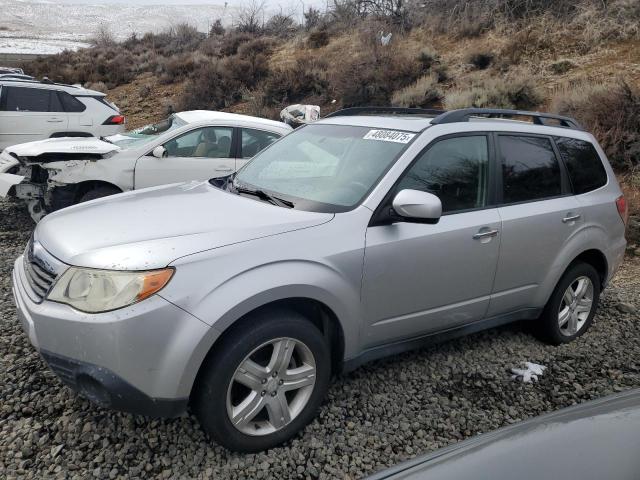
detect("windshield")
(232, 124), (415, 212)
(106, 114), (187, 149)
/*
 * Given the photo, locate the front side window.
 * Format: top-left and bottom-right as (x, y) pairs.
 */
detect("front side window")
(241, 128), (281, 158)
(397, 135), (489, 213)
(555, 137), (607, 194)
(500, 135), (561, 204)
(233, 124), (414, 211)
(164, 127), (233, 158)
(1, 86), (62, 112)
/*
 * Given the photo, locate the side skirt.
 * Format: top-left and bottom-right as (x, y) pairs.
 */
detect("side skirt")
(341, 308), (542, 373)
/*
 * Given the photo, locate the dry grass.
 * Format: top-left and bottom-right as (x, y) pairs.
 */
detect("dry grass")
(445, 73), (543, 110)
(391, 73), (442, 108)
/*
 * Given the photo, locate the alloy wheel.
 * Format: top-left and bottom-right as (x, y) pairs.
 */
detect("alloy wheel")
(226, 337), (317, 436)
(558, 276), (594, 336)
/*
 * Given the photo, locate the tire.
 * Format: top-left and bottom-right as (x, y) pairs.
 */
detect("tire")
(78, 186), (121, 203)
(537, 262), (601, 345)
(193, 309), (331, 452)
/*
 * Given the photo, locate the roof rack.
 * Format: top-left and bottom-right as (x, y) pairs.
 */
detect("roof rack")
(0, 77), (81, 89)
(325, 107), (445, 118)
(431, 108), (583, 130)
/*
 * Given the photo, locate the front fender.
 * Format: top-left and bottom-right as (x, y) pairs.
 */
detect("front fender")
(43, 158), (134, 192)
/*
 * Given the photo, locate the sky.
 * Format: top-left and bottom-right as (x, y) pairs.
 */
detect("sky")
(50, 0), (329, 8)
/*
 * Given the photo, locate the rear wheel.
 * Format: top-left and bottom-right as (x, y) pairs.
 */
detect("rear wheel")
(78, 185), (121, 203)
(193, 310), (331, 452)
(537, 262), (600, 344)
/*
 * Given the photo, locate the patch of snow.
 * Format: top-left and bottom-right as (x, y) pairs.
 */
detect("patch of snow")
(511, 362), (547, 383)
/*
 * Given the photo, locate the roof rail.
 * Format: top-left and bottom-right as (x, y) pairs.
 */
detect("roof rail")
(325, 106), (445, 118)
(430, 108), (583, 130)
(0, 77), (80, 89)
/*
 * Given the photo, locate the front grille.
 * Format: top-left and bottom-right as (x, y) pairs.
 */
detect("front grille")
(23, 237), (59, 302)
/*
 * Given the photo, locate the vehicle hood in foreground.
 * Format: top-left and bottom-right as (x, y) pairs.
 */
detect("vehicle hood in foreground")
(36, 182), (333, 270)
(367, 388), (640, 480)
(7, 137), (120, 159)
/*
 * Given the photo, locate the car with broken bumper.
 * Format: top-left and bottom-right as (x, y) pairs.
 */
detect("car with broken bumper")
(0, 110), (291, 221)
(12, 108), (627, 452)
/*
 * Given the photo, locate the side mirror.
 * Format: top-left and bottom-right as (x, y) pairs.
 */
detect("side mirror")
(392, 189), (442, 223)
(152, 146), (167, 158)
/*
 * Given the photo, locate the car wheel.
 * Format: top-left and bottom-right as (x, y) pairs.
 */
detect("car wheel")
(193, 310), (331, 452)
(79, 186), (121, 203)
(537, 262), (601, 345)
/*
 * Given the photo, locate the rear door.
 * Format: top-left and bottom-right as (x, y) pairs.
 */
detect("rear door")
(488, 133), (581, 316)
(0, 86), (68, 148)
(134, 126), (236, 189)
(237, 128), (282, 170)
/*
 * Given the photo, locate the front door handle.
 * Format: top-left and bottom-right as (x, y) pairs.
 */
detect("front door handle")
(562, 214), (581, 223)
(473, 229), (499, 240)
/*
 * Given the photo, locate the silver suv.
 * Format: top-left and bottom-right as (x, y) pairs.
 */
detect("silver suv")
(12, 108), (628, 452)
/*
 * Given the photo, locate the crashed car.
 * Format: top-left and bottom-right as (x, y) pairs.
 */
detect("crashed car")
(0, 110), (292, 221)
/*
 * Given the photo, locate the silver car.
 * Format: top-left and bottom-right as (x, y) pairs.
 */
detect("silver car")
(12, 108), (628, 452)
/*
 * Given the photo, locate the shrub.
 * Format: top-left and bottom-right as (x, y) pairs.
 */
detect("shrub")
(466, 50), (494, 70)
(307, 28), (330, 48)
(263, 58), (330, 105)
(391, 73), (442, 108)
(551, 81), (640, 170)
(445, 74), (543, 110)
(549, 59), (575, 75)
(417, 47), (439, 70)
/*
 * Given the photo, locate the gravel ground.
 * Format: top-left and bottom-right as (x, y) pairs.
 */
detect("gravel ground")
(1, 197), (639, 480)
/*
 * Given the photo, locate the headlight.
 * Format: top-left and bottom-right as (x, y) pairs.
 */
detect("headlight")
(47, 267), (174, 313)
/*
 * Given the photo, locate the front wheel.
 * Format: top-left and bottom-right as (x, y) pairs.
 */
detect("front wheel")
(537, 262), (601, 345)
(78, 185), (121, 203)
(193, 310), (331, 452)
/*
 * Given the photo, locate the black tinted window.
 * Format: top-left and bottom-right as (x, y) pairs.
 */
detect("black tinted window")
(555, 137), (607, 194)
(2, 87), (62, 112)
(500, 135), (561, 204)
(398, 135), (489, 213)
(59, 92), (86, 112)
(241, 128), (280, 158)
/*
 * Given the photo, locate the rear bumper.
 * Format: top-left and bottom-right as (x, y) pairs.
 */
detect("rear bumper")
(12, 254), (217, 416)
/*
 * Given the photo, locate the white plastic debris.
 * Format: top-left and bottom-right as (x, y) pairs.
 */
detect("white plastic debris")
(380, 31), (393, 46)
(280, 104), (320, 127)
(511, 362), (546, 383)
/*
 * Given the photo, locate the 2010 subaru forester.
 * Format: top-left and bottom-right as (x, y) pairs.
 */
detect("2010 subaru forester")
(12, 107), (628, 452)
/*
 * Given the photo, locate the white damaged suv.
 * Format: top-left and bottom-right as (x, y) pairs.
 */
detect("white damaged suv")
(0, 110), (291, 221)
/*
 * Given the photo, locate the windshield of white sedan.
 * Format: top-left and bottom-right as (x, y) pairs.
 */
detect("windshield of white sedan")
(106, 115), (187, 148)
(233, 124), (414, 212)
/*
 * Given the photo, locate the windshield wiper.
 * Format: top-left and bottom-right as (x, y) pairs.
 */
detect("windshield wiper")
(234, 186), (295, 208)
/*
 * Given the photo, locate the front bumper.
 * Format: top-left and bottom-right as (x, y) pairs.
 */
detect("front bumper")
(12, 255), (216, 417)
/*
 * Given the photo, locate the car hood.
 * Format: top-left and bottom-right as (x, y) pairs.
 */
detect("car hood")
(7, 137), (120, 158)
(36, 181), (334, 270)
(367, 389), (640, 480)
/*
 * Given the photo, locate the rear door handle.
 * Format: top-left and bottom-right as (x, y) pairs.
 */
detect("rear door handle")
(562, 214), (581, 223)
(215, 167), (233, 172)
(473, 229), (499, 240)
(47, 118), (64, 123)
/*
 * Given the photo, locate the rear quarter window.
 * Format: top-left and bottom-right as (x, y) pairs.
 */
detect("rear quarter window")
(555, 137), (608, 194)
(58, 91), (86, 113)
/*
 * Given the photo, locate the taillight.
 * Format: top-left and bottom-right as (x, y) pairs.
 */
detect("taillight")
(616, 195), (628, 225)
(103, 115), (125, 125)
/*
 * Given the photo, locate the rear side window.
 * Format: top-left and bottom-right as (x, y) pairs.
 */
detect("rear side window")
(555, 137), (607, 194)
(0, 86), (64, 112)
(397, 135), (489, 213)
(499, 135), (561, 204)
(241, 128), (281, 158)
(58, 92), (86, 112)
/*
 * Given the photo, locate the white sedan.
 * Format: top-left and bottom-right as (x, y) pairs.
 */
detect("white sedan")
(0, 110), (292, 221)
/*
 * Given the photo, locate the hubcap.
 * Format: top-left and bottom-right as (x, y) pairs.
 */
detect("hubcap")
(226, 337), (316, 436)
(558, 276), (594, 336)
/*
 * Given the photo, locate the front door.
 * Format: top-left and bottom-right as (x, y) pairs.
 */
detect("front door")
(134, 126), (236, 189)
(362, 134), (501, 348)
